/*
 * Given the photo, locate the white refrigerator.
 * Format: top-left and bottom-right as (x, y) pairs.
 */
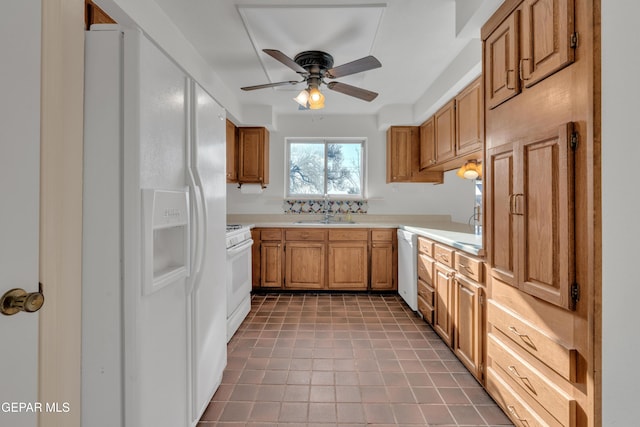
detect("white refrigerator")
(82, 26), (227, 427)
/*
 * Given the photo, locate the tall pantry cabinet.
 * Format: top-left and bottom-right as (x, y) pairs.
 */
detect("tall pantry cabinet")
(482, 0), (598, 426)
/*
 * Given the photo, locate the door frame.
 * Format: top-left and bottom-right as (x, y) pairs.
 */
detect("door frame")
(38, 1), (84, 426)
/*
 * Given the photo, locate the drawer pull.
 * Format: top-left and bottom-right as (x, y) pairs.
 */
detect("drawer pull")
(437, 254), (449, 262)
(507, 405), (531, 426)
(508, 365), (536, 394)
(508, 326), (538, 351)
(458, 263), (473, 273)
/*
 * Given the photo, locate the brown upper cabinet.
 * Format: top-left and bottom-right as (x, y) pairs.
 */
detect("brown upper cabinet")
(485, 122), (576, 309)
(417, 77), (483, 172)
(386, 126), (416, 182)
(225, 119), (237, 183)
(387, 126), (443, 183)
(237, 127), (269, 187)
(419, 117), (436, 169)
(85, 0), (116, 29)
(484, 0), (576, 109)
(455, 78), (483, 156)
(434, 99), (456, 163)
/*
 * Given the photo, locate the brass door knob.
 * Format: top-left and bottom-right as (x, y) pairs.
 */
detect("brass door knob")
(1, 287), (45, 316)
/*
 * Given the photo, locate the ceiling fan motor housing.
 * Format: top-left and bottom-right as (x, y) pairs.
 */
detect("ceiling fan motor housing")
(294, 51), (334, 75)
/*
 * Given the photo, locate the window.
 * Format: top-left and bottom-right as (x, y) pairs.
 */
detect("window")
(286, 139), (365, 198)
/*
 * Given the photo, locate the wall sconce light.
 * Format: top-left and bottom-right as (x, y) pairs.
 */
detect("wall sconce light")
(457, 160), (482, 180)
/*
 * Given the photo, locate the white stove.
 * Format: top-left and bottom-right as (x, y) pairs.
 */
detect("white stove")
(226, 224), (252, 249)
(225, 224), (253, 341)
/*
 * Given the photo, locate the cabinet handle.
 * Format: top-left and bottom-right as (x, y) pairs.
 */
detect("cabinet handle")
(437, 254), (449, 262)
(508, 365), (536, 393)
(520, 58), (531, 81)
(509, 194), (516, 214)
(458, 263), (472, 273)
(506, 69), (516, 90)
(447, 271), (456, 279)
(507, 405), (529, 425)
(508, 326), (537, 350)
(514, 193), (525, 216)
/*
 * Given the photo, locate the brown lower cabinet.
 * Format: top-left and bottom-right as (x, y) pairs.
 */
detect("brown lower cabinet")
(417, 236), (485, 382)
(252, 227), (396, 291)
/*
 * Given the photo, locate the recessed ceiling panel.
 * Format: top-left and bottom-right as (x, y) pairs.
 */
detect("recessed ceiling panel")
(238, 4), (386, 91)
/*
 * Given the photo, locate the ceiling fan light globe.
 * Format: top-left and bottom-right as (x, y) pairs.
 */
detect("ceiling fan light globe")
(293, 89), (309, 107)
(308, 90), (325, 109)
(309, 87), (322, 102)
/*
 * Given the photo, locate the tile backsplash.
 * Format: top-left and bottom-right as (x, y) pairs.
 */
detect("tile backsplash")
(283, 199), (368, 214)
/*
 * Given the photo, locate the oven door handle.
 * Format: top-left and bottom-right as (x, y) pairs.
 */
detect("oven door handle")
(227, 239), (254, 257)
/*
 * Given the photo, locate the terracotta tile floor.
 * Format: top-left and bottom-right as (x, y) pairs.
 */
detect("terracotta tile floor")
(199, 293), (513, 426)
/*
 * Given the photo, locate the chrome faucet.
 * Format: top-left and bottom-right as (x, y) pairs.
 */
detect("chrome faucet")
(322, 194), (335, 223)
(468, 205), (482, 235)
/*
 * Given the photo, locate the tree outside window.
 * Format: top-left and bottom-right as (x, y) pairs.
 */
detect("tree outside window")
(287, 139), (364, 198)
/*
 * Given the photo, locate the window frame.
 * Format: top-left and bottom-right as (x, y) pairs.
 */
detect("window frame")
(285, 137), (366, 200)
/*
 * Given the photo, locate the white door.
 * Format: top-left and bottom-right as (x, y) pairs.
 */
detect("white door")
(0, 1), (42, 426)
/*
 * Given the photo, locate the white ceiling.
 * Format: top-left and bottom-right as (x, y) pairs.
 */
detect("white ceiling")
(145, 0), (502, 118)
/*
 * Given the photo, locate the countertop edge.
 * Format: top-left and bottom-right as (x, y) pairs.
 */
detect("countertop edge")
(242, 222), (484, 256)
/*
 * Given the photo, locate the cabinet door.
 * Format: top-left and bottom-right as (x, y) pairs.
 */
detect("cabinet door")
(454, 276), (484, 380)
(486, 142), (518, 287)
(433, 263), (454, 346)
(226, 119), (237, 182)
(434, 99), (456, 163)
(518, 123), (574, 308)
(485, 11), (521, 109)
(455, 78), (483, 156)
(419, 117), (436, 169)
(260, 241), (283, 288)
(520, 0), (575, 88)
(285, 242), (325, 289)
(386, 126), (416, 182)
(328, 242), (368, 290)
(370, 242), (395, 290)
(251, 229), (261, 289)
(238, 127), (268, 184)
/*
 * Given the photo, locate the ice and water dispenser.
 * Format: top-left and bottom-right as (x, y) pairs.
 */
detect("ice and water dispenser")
(142, 189), (190, 295)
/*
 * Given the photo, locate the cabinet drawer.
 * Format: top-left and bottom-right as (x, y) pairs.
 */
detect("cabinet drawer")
(487, 367), (562, 427)
(455, 252), (484, 283)
(371, 229), (393, 242)
(328, 229), (368, 241)
(261, 229), (282, 241)
(417, 237), (433, 257)
(488, 300), (577, 382)
(417, 295), (433, 324)
(417, 253), (434, 285)
(285, 229), (326, 241)
(434, 244), (454, 267)
(417, 279), (434, 305)
(488, 333), (576, 427)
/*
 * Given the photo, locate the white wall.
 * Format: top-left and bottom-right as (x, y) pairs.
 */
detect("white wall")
(227, 114), (476, 223)
(601, 2), (640, 425)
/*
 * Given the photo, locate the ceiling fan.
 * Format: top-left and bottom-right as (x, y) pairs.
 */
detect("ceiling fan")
(241, 49), (382, 110)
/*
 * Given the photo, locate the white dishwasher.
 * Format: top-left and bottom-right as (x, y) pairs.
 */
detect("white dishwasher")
(397, 229), (418, 311)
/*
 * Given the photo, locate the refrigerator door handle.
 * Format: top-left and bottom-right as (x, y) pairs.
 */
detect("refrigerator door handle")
(188, 174), (206, 293)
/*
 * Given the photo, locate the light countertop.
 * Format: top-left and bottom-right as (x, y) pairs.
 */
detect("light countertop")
(229, 214), (484, 256)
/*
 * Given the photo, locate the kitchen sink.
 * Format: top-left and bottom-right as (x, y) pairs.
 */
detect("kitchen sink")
(294, 219), (357, 225)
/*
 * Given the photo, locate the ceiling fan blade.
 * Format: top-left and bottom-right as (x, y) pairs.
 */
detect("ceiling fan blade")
(263, 49), (308, 74)
(327, 82), (378, 102)
(325, 55), (381, 79)
(241, 80), (300, 91)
